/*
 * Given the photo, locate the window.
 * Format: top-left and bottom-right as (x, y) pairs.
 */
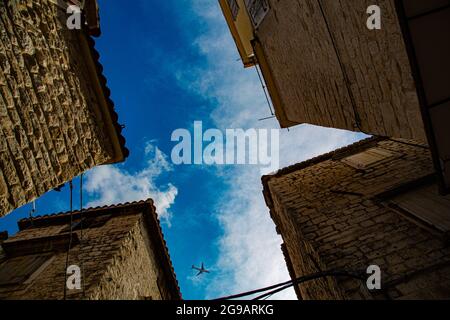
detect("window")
(0, 254), (51, 286)
(387, 183), (450, 233)
(88, 214), (112, 228)
(341, 147), (397, 170)
(2, 234), (78, 257)
(59, 214), (111, 233)
(245, 0), (270, 28)
(60, 220), (83, 234)
(227, 0), (240, 21)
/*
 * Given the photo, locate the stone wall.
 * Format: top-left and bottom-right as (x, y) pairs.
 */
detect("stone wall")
(0, 0), (125, 217)
(0, 202), (179, 300)
(256, 0), (426, 141)
(263, 138), (450, 299)
(88, 218), (169, 300)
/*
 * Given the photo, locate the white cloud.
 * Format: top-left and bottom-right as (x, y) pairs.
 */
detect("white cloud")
(84, 142), (178, 223)
(207, 167), (293, 299)
(178, 1), (367, 299)
(204, 126), (365, 300)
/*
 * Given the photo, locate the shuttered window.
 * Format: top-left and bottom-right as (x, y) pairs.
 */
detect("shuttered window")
(341, 147), (396, 170)
(244, 0), (270, 28)
(0, 254), (51, 286)
(389, 183), (450, 232)
(227, 0), (240, 21)
(59, 215), (111, 233)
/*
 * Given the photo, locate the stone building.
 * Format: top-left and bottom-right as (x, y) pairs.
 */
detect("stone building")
(262, 137), (450, 299)
(0, 199), (181, 300)
(0, 0), (128, 217)
(220, 0), (450, 193)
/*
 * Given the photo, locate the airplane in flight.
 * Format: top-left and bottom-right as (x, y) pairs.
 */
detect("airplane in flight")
(192, 263), (210, 276)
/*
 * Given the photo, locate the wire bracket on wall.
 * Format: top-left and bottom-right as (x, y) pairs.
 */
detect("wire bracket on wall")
(258, 115), (276, 121)
(252, 56), (275, 120)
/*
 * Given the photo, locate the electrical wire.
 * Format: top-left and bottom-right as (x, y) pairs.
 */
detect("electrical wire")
(213, 270), (365, 301)
(62, 175), (86, 299)
(252, 283), (294, 300)
(79, 173), (86, 298)
(258, 115), (276, 121)
(63, 181), (74, 300)
(255, 270), (366, 300)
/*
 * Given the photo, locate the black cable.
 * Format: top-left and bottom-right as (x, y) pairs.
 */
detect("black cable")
(252, 283), (294, 300)
(79, 173), (86, 298)
(213, 270), (365, 301)
(252, 271), (360, 300)
(212, 277), (294, 301)
(63, 180), (74, 300)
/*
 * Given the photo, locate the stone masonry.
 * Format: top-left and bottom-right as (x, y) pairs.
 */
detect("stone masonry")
(253, 0), (426, 141)
(0, 199), (180, 300)
(0, 0), (128, 217)
(263, 138), (450, 299)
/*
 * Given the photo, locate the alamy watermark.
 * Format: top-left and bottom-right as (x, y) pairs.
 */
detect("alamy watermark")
(171, 121), (279, 173)
(66, 264), (81, 290)
(65, 4), (381, 32)
(367, 5), (381, 30)
(366, 265), (381, 290)
(66, 5), (82, 30)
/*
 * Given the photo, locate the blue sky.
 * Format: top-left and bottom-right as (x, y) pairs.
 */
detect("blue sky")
(0, 0), (366, 299)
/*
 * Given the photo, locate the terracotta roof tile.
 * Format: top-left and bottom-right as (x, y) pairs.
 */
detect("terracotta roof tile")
(86, 35), (129, 161)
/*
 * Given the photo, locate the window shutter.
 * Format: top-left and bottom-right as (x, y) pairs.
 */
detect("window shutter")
(341, 147), (397, 170)
(244, 0), (270, 28)
(226, 0), (240, 21)
(0, 254), (51, 286)
(389, 184), (450, 232)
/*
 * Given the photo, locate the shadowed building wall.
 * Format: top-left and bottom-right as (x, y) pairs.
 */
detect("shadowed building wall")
(220, 0), (450, 193)
(263, 138), (450, 299)
(0, 200), (180, 300)
(0, 0), (128, 217)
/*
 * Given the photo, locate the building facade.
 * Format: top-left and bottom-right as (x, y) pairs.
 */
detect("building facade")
(0, 0), (128, 217)
(263, 138), (450, 299)
(0, 200), (180, 300)
(220, 0), (450, 193)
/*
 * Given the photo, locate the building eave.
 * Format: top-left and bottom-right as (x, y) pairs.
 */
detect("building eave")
(77, 30), (129, 164)
(218, 0), (256, 68)
(67, 0), (129, 163)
